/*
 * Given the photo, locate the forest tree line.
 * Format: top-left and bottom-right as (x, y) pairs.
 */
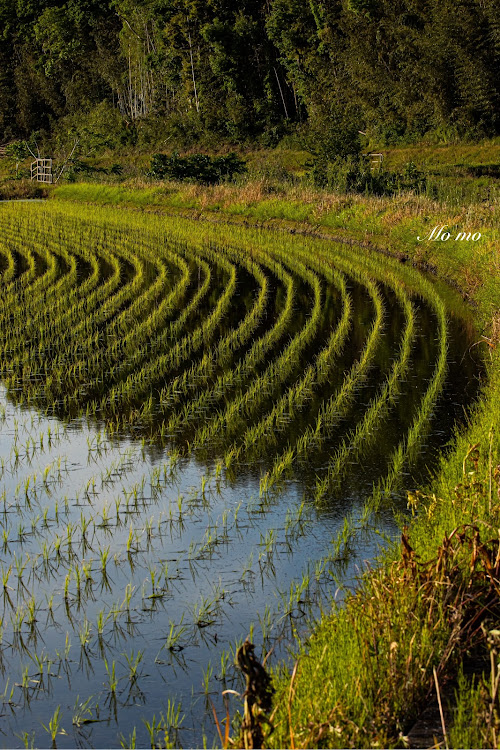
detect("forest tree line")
(1, 0), (499, 150)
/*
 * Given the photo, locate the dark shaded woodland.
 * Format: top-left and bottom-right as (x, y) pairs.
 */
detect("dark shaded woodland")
(1, 0), (499, 147)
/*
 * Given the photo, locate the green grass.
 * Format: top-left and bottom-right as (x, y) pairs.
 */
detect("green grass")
(381, 138), (500, 171)
(54, 183), (168, 206)
(51, 176), (500, 249)
(265, 506), (500, 749)
(378, 139), (500, 206)
(227, 198), (314, 222)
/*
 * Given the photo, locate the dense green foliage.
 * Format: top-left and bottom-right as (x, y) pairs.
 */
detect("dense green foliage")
(148, 151), (246, 183)
(1, 0), (499, 149)
(311, 154), (428, 194)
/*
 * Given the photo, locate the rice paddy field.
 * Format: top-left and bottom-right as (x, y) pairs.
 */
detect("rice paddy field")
(0, 198), (487, 747)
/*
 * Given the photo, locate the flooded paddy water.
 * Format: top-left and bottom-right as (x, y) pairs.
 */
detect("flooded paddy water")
(0, 200), (484, 747)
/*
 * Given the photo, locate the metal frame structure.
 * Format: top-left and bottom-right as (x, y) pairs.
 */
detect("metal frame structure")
(369, 153), (384, 171)
(31, 158), (53, 183)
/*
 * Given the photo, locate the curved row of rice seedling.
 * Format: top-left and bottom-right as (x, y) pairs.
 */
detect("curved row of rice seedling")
(0, 208), (125, 323)
(0, 216), (192, 408)
(105, 246), (239, 418)
(68, 255), (169, 371)
(303, 272), (450, 580)
(191, 255), (323, 451)
(62, 247), (191, 406)
(28, 249), (149, 389)
(0, 229), (61, 310)
(313, 247), (450, 508)
(0, 235), (37, 291)
(160, 250), (295, 436)
(0, 239), (17, 283)
(0, 239), (51, 333)
(110, 240), (278, 420)
(314, 281), (416, 501)
(144, 261), (271, 430)
(240, 269), (351, 457)
(84, 255), (208, 407)
(0, 218), (124, 359)
(15, 247), (79, 341)
(251, 236), (440, 499)
(22, 248), (117, 347)
(255, 225), (449, 498)
(374, 278), (449, 500)
(111, 239), (310, 446)
(0, 214), (102, 327)
(259, 273), (384, 493)
(1, 251), (132, 398)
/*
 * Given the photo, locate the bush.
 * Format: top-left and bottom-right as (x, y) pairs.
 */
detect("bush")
(53, 102), (134, 156)
(5, 141), (32, 160)
(311, 155), (427, 196)
(148, 152), (247, 184)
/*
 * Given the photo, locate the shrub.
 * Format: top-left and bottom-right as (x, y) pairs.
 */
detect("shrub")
(5, 141), (32, 160)
(311, 155), (427, 196)
(148, 152), (247, 184)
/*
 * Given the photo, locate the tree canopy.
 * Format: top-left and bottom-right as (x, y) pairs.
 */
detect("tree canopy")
(1, 0), (498, 146)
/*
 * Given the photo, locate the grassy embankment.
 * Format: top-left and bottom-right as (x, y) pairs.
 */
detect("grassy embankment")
(1, 135), (499, 204)
(3, 139), (500, 747)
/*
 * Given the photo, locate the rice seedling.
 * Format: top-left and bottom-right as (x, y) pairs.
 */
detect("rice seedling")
(41, 705), (66, 745)
(104, 658), (118, 695)
(72, 694), (98, 728)
(122, 649), (144, 683)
